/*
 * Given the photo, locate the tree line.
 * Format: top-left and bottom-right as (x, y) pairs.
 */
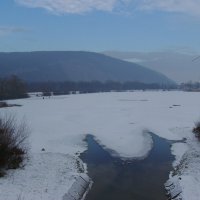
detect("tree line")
(0, 75), (28, 100)
(28, 80), (176, 95)
(0, 75), (177, 100)
(179, 81), (200, 91)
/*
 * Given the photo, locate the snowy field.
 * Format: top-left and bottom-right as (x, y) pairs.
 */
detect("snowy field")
(1, 91), (200, 200)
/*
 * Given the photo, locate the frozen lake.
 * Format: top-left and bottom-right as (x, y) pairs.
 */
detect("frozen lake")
(1, 91), (200, 200)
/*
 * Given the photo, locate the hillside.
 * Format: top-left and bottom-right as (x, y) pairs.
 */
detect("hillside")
(103, 51), (199, 83)
(0, 51), (175, 85)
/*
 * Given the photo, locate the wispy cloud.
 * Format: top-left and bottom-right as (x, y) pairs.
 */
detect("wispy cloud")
(0, 27), (28, 36)
(15, 0), (200, 16)
(137, 0), (200, 16)
(15, 0), (118, 14)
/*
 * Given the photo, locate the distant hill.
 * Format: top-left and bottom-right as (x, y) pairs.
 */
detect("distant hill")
(0, 51), (175, 85)
(103, 51), (200, 83)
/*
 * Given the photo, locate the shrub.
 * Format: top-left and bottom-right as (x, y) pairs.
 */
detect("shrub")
(0, 102), (8, 108)
(0, 114), (29, 176)
(193, 121), (200, 140)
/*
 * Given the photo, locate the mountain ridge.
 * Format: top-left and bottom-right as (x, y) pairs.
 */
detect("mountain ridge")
(0, 51), (176, 85)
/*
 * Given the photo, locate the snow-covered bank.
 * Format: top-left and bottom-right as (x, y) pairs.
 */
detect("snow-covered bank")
(166, 135), (200, 200)
(0, 152), (90, 200)
(1, 91), (200, 199)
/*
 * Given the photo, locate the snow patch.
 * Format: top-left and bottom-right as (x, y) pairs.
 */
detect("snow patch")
(0, 153), (87, 200)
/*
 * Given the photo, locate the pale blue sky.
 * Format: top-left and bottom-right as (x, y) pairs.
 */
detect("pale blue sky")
(0, 0), (200, 53)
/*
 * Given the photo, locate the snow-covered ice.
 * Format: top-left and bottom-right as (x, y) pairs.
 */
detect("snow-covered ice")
(171, 142), (189, 167)
(1, 91), (200, 200)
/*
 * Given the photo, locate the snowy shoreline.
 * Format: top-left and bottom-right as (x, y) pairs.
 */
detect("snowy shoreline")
(63, 174), (92, 200)
(165, 135), (200, 200)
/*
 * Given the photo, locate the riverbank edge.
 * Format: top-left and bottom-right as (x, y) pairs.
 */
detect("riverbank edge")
(165, 135), (200, 200)
(62, 174), (93, 200)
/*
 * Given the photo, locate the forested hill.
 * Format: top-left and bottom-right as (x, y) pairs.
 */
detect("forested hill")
(0, 51), (175, 85)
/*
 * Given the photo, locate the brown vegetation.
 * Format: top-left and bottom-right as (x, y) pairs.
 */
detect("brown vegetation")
(0, 114), (29, 176)
(193, 121), (200, 140)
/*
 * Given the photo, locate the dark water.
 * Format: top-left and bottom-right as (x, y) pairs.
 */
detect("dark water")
(80, 133), (174, 200)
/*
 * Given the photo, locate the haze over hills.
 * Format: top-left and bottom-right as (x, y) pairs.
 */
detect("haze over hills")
(103, 51), (200, 83)
(0, 51), (175, 85)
